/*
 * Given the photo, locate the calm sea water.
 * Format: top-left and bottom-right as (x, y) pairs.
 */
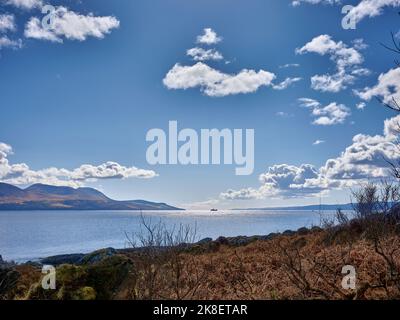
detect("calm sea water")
(0, 210), (337, 262)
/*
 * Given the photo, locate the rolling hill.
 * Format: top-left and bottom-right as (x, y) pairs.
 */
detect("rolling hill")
(0, 183), (182, 211)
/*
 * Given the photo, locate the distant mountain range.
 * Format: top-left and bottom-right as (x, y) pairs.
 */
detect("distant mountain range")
(234, 204), (354, 211)
(0, 183), (183, 211)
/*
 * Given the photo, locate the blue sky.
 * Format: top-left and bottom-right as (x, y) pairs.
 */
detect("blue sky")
(1, 0), (400, 209)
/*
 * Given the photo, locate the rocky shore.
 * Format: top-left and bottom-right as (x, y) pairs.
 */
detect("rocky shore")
(31, 226), (321, 266)
(3, 216), (400, 300)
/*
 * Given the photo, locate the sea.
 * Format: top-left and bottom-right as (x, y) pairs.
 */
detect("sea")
(0, 209), (340, 262)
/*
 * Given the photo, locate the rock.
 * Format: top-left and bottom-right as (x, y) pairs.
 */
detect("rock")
(197, 237), (213, 245)
(263, 233), (280, 241)
(79, 248), (117, 265)
(215, 236), (229, 245)
(41, 254), (85, 266)
(248, 236), (263, 243)
(311, 226), (323, 233)
(297, 227), (310, 235)
(0, 255), (15, 269)
(282, 230), (296, 236)
(229, 236), (250, 246)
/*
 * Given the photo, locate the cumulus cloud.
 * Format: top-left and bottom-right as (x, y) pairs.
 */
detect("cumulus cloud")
(292, 115), (400, 191)
(0, 142), (157, 187)
(186, 47), (223, 61)
(352, 38), (368, 50)
(297, 34), (368, 92)
(356, 102), (366, 110)
(345, 0), (400, 24)
(0, 35), (22, 49)
(3, 0), (42, 10)
(197, 28), (222, 45)
(309, 71), (355, 92)
(220, 187), (265, 200)
(24, 6), (120, 43)
(163, 62), (276, 97)
(0, 14), (16, 32)
(298, 98), (351, 125)
(164, 29), (300, 97)
(355, 68), (400, 107)
(292, 0), (400, 24)
(220, 164), (323, 200)
(0, 14), (21, 50)
(221, 115), (400, 200)
(317, 116), (400, 186)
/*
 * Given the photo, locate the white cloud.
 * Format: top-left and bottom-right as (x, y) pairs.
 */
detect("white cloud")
(294, 115), (400, 191)
(351, 67), (371, 77)
(163, 62), (276, 97)
(221, 114), (400, 200)
(279, 63), (300, 68)
(276, 111), (292, 117)
(220, 164), (323, 200)
(318, 115), (400, 185)
(24, 6), (120, 43)
(356, 102), (366, 110)
(0, 35), (22, 49)
(3, 0), (42, 10)
(0, 14), (16, 32)
(186, 47), (223, 61)
(220, 187), (265, 200)
(346, 0), (400, 24)
(272, 77), (302, 90)
(291, 0), (341, 6)
(313, 140), (325, 145)
(197, 28), (222, 45)
(355, 68), (400, 107)
(352, 38), (368, 50)
(292, 0), (400, 23)
(165, 29), (302, 97)
(297, 97), (320, 108)
(0, 142), (157, 187)
(298, 98), (351, 125)
(297, 34), (368, 92)
(24, 17), (59, 42)
(309, 71), (354, 92)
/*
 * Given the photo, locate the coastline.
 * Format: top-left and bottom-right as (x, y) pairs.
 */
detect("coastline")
(2, 226), (318, 266)
(3, 212), (400, 300)
(1, 209), (339, 263)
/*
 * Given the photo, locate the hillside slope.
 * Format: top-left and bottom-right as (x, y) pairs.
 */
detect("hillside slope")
(0, 183), (182, 211)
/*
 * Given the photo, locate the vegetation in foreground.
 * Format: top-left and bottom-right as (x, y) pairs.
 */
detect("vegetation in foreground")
(1, 182), (400, 300)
